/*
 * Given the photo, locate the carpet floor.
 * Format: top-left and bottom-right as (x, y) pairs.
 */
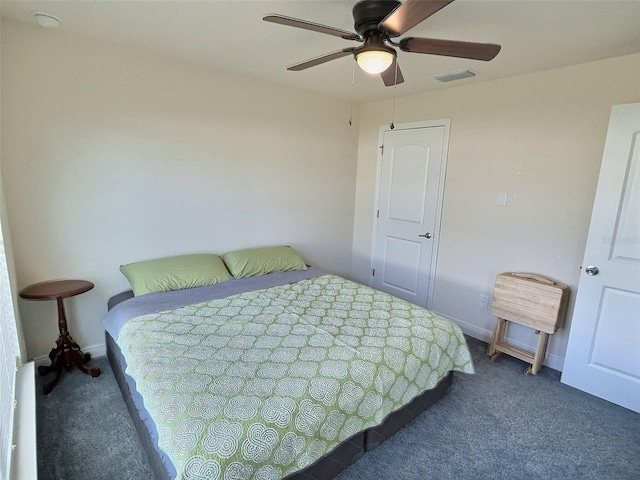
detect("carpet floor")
(36, 336), (640, 480)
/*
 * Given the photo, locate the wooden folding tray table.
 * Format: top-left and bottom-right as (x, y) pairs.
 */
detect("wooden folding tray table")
(488, 272), (569, 375)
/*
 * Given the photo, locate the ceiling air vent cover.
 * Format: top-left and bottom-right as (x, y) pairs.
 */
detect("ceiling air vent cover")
(433, 68), (477, 82)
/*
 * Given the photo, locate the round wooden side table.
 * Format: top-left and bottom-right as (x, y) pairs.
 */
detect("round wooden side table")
(19, 279), (101, 394)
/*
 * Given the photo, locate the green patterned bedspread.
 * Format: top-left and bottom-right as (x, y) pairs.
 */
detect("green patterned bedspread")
(119, 275), (474, 480)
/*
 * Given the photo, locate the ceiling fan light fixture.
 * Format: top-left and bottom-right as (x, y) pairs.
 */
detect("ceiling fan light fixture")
(264, 0), (501, 87)
(356, 50), (395, 74)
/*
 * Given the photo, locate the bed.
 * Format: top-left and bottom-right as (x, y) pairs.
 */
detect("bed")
(103, 250), (474, 480)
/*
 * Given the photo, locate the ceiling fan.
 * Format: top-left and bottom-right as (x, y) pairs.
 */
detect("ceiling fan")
(263, 0), (501, 86)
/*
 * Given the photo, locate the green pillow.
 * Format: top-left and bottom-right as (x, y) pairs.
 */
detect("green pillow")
(120, 254), (232, 296)
(222, 246), (307, 279)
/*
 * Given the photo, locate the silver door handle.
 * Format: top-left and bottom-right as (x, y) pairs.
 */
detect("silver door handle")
(418, 232), (432, 239)
(585, 266), (599, 276)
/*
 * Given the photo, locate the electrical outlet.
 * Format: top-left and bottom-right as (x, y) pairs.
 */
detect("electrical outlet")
(479, 294), (490, 309)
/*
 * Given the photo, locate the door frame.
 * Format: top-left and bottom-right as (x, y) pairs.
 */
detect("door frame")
(369, 119), (451, 309)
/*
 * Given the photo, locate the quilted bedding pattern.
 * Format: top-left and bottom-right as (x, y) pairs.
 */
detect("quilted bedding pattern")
(118, 274), (474, 480)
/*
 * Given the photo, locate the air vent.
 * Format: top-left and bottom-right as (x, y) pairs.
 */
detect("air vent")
(433, 69), (477, 83)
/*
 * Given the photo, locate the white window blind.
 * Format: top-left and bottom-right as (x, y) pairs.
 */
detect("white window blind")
(0, 220), (21, 480)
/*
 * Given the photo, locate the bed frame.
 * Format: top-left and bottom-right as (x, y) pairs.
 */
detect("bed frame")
(106, 291), (454, 479)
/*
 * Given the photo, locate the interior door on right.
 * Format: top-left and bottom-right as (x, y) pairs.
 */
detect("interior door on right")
(561, 103), (640, 413)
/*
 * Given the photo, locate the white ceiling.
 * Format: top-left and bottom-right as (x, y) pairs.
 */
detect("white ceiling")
(2, 0), (639, 102)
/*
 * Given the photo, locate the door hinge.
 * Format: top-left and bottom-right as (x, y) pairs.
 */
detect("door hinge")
(379, 145), (384, 155)
(371, 268), (375, 276)
(376, 210), (379, 218)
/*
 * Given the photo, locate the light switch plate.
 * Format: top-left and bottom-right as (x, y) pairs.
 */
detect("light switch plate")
(497, 192), (508, 207)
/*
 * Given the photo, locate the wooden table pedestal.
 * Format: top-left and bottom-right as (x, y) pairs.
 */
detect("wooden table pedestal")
(20, 279), (100, 394)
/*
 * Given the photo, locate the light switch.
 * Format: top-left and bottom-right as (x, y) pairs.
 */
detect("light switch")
(497, 192), (508, 207)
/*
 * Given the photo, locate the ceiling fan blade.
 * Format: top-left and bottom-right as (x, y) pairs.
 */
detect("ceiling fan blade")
(400, 37), (501, 61)
(379, 0), (456, 37)
(380, 58), (405, 86)
(263, 14), (361, 41)
(287, 48), (356, 71)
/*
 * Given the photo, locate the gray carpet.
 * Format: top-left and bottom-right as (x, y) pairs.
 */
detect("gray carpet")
(36, 337), (640, 480)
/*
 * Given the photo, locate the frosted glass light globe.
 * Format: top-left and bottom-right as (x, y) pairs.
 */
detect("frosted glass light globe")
(356, 50), (394, 74)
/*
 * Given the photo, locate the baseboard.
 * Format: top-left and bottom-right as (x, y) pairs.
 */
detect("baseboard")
(432, 310), (565, 372)
(32, 342), (107, 368)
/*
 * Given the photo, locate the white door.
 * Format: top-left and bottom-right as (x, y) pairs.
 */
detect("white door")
(371, 123), (447, 307)
(561, 103), (640, 413)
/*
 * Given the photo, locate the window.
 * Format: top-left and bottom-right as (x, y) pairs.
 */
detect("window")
(0, 199), (23, 479)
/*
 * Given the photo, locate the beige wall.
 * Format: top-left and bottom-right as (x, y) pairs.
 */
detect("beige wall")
(4, 16), (639, 369)
(352, 54), (640, 369)
(1, 21), (359, 360)
(0, 19), (27, 364)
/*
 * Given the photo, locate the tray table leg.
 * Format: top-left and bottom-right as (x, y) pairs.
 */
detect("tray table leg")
(530, 331), (550, 375)
(488, 317), (507, 361)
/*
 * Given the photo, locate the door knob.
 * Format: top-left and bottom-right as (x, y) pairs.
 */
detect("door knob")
(418, 232), (432, 239)
(585, 266), (599, 276)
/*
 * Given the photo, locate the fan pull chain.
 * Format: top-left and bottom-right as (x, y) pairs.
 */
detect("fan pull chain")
(349, 59), (356, 127)
(390, 59), (399, 130)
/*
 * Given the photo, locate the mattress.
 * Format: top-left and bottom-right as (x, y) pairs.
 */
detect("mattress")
(104, 268), (472, 479)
